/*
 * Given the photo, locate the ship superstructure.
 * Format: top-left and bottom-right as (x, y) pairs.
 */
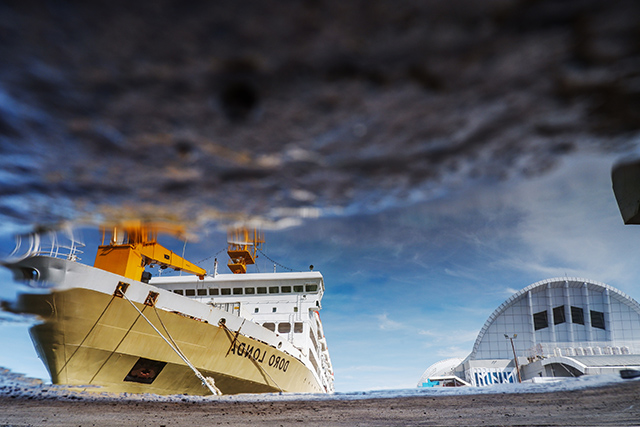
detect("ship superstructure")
(150, 270), (333, 392)
(2, 224), (334, 395)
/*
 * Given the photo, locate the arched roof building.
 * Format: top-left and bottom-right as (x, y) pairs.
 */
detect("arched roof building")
(419, 278), (640, 387)
(469, 277), (640, 361)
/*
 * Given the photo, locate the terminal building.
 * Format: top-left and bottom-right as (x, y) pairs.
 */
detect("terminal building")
(418, 278), (640, 387)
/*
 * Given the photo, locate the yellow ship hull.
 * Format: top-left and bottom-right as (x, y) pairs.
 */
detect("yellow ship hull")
(18, 287), (323, 395)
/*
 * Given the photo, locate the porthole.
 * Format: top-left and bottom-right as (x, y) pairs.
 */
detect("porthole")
(21, 267), (40, 281)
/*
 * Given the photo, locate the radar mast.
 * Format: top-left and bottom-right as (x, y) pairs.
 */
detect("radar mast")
(227, 228), (264, 274)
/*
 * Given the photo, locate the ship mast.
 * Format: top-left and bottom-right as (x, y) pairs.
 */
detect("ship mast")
(227, 228), (264, 274)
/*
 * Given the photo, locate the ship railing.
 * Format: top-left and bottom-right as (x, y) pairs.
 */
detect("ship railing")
(7, 228), (85, 262)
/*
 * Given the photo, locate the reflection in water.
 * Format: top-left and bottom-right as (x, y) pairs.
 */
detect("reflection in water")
(2, 154), (640, 392)
(1, 223), (335, 395)
(1, 0), (640, 392)
(1, 1), (639, 230)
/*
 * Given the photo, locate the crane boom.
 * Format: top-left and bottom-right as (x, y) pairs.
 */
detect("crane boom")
(94, 222), (206, 281)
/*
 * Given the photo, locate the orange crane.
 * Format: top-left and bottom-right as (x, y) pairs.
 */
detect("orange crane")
(94, 221), (206, 281)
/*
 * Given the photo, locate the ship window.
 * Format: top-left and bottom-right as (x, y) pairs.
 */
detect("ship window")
(173, 289), (184, 295)
(272, 307), (277, 313)
(281, 286), (292, 293)
(263, 322), (275, 332)
(221, 288), (231, 295)
(533, 310), (548, 330)
(245, 287), (255, 294)
(257, 287), (267, 294)
(197, 289), (207, 296)
(571, 306), (584, 325)
(294, 322), (303, 333)
(233, 288), (243, 295)
(591, 310), (605, 329)
(553, 305), (566, 325)
(185, 289), (196, 296)
(254, 307), (259, 313)
(305, 284), (318, 292)
(278, 323), (291, 333)
(294, 307), (298, 312)
(269, 286), (279, 294)
(209, 288), (219, 295)
(293, 285), (304, 292)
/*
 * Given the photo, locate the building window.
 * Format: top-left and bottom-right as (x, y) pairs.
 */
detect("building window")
(185, 289), (196, 296)
(305, 284), (318, 292)
(263, 323), (275, 332)
(571, 306), (584, 325)
(591, 310), (605, 330)
(533, 311), (548, 330)
(553, 305), (566, 325)
(269, 286), (279, 294)
(294, 322), (303, 333)
(221, 288), (231, 295)
(278, 323), (291, 333)
(209, 288), (219, 296)
(293, 285), (304, 292)
(197, 289), (207, 296)
(257, 287), (267, 294)
(245, 287), (255, 294)
(233, 288), (243, 295)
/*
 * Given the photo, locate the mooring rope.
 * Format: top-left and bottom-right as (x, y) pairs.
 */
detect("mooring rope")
(56, 294), (116, 378)
(219, 320), (283, 393)
(121, 293), (222, 395)
(88, 303), (143, 385)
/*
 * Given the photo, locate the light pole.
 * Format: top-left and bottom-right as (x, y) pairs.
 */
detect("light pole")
(504, 334), (522, 383)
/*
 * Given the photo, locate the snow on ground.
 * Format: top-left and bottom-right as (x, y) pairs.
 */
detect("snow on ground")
(1, 366), (635, 404)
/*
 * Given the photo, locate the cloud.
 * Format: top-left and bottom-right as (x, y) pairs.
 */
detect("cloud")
(376, 313), (404, 331)
(418, 328), (479, 347)
(492, 154), (640, 287)
(435, 346), (470, 358)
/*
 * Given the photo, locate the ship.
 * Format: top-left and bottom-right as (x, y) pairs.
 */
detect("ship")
(1, 223), (334, 395)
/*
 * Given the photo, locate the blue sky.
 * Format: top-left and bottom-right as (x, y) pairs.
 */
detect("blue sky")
(2, 152), (640, 392)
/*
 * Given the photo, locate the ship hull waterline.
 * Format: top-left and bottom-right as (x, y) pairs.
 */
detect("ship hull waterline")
(17, 287), (323, 395)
